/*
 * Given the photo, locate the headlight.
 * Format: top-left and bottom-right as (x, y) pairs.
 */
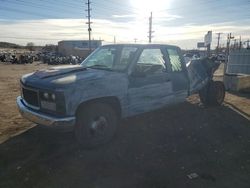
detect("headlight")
(39, 91), (66, 115)
(41, 92), (56, 101)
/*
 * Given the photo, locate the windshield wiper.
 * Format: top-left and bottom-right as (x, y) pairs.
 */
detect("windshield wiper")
(86, 64), (113, 71)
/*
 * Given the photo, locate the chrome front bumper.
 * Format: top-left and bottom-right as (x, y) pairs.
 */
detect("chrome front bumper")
(16, 96), (75, 126)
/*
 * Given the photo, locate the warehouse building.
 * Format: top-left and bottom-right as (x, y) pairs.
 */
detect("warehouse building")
(58, 40), (102, 57)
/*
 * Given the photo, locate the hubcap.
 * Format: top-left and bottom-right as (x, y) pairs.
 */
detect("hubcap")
(89, 116), (108, 136)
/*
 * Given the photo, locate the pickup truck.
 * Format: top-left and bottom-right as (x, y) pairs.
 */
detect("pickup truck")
(17, 44), (225, 147)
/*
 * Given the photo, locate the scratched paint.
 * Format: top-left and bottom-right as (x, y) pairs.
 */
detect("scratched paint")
(18, 44), (219, 124)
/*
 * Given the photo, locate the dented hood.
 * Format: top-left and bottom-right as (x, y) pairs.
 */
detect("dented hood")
(21, 65), (121, 89)
(32, 65), (86, 79)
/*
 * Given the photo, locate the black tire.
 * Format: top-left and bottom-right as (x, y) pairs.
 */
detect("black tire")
(75, 103), (118, 148)
(199, 81), (225, 106)
(208, 81), (225, 105)
(199, 84), (209, 105)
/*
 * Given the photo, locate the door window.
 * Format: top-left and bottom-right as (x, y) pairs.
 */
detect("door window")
(113, 47), (138, 71)
(135, 48), (166, 75)
(167, 48), (183, 72)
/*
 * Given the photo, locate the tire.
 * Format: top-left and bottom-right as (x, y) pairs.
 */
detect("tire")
(208, 81), (225, 105)
(199, 81), (225, 106)
(199, 84), (209, 105)
(75, 102), (118, 148)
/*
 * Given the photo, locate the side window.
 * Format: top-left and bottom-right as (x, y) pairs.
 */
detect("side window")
(135, 48), (166, 74)
(167, 48), (183, 72)
(114, 47), (138, 71)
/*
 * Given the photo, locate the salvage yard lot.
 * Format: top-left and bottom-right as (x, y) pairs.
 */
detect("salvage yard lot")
(0, 63), (48, 143)
(0, 63), (250, 188)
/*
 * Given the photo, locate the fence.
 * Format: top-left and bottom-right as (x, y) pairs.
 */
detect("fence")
(227, 49), (250, 75)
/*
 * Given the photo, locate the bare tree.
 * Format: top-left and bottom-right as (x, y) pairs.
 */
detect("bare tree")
(26, 42), (35, 51)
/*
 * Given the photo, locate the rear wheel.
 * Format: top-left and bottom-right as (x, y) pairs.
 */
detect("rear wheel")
(208, 81), (225, 105)
(199, 84), (209, 105)
(199, 81), (225, 106)
(75, 103), (118, 148)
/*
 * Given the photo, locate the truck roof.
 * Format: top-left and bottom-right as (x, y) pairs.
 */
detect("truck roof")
(101, 43), (180, 49)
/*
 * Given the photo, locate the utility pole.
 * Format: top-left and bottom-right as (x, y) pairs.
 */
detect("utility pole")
(244, 39), (250, 49)
(216, 32), (223, 55)
(224, 33), (234, 80)
(233, 39), (237, 49)
(113, 36), (116, 44)
(204, 31), (212, 57)
(226, 33), (234, 57)
(86, 0), (92, 52)
(239, 36), (242, 49)
(148, 12), (154, 43)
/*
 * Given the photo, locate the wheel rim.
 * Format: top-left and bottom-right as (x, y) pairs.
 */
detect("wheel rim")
(89, 116), (108, 137)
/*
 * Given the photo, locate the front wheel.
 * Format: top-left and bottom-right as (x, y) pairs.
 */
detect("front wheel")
(75, 103), (118, 148)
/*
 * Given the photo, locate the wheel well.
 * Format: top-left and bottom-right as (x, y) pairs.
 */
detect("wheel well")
(76, 97), (122, 118)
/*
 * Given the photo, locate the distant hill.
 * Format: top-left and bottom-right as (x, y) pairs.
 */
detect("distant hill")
(0, 42), (22, 48)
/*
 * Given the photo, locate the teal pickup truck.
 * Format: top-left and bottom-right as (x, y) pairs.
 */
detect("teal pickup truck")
(17, 44), (225, 147)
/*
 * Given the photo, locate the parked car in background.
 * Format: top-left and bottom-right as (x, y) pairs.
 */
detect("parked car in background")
(184, 53), (200, 63)
(217, 53), (226, 62)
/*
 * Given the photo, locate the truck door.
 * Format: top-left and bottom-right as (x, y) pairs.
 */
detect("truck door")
(127, 47), (174, 115)
(163, 46), (189, 103)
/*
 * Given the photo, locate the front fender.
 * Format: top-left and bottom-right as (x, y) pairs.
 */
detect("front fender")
(64, 75), (129, 116)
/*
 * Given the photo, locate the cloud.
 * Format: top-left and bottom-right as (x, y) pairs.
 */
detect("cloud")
(112, 14), (136, 18)
(154, 20), (250, 46)
(112, 13), (182, 21)
(0, 18), (249, 49)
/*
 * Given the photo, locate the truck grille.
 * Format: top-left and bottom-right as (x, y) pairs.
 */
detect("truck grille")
(22, 87), (39, 108)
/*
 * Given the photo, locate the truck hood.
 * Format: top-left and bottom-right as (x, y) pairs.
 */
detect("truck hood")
(31, 65), (86, 79)
(21, 65), (122, 89)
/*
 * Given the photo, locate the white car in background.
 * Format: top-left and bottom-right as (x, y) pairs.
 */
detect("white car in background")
(184, 53), (200, 64)
(217, 54), (226, 62)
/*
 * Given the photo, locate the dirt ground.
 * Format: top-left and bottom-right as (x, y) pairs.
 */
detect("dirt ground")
(0, 63), (249, 188)
(0, 63), (48, 144)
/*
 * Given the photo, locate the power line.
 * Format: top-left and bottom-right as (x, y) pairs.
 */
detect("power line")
(97, 0), (218, 15)
(0, 1), (249, 23)
(0, 6), (60, 19)
(93, 0), (247, 18)
(2, 0), (85, 17)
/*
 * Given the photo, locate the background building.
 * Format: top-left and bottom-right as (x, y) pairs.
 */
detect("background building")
(58, 40), (102, 57)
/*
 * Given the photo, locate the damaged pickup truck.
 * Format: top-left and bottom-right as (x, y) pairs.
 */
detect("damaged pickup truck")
(17, 44), (225, 147)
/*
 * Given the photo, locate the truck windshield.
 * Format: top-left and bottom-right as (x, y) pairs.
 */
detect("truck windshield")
(81, 46), (138, 71)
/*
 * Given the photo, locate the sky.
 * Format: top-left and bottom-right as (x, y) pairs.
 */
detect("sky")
(0, 0), (250, 49)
